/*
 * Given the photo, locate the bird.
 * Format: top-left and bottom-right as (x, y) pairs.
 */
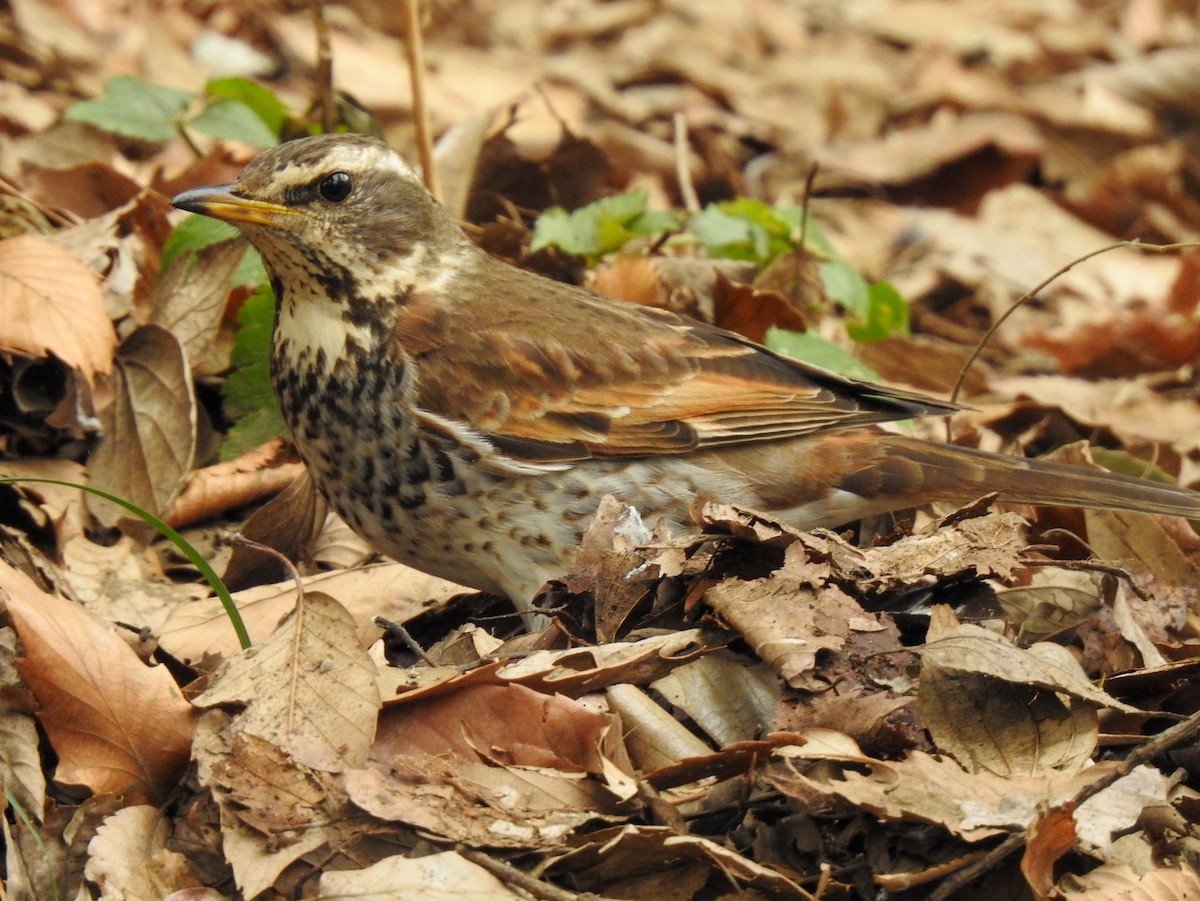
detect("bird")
(172, 133), (1200, 611)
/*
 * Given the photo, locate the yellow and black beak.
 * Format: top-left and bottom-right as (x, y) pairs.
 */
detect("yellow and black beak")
(171, 184), (296, 227)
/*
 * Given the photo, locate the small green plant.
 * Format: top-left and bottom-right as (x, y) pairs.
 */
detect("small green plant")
(221, 284), (288, 458)
(66, 75), (285, 148)
(532, 192), (910, 381)
(530, 188), (681, 266)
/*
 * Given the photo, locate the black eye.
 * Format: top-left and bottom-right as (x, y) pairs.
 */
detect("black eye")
(318, 172), (352, 202)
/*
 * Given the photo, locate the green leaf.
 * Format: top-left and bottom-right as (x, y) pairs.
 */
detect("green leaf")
(820, 259), (871, 317)
(161, 217), (267, 286)
(64, 75), (192, 142)
(531, 189), (679, 263)
(846, 282), (910, 342)
(190, 98), (279, 148)
(205, 76), (288, 136)
(763, 327), (882, 382)
(221, 284), (287, 458)
(690, 199), (800, 264)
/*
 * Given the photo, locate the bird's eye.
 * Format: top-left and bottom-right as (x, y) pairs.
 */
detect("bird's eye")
(317, 172), (352, 202)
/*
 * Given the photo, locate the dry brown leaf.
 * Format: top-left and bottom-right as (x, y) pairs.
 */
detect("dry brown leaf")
(191, 712), (347, 899)
(60, 532), (203, 630)
(166, 437), (304, 531)
(919, 661), (1098, 777)
(193, 592), (381, 771)
(0, 560), (195, 803)
(918, 624), (1140, 713)
(159, 562), (467, 662)
(87, 324), (197, 526)
(1023, 807), (1078, 901)
(544, 825), (813, 899)
(704, 544), (865, 690)
(649, 652), (779, 746)
(1084, 508), (1200, 643)
(0, 646), (45, 821)
(318, 851), (521, 900)
(0, 233), (116, 387)
(996, 567), (1105, 645)
(771, 732), (1116, 841)
(604, 682), (712, 772)
(149, 236), (246, 377)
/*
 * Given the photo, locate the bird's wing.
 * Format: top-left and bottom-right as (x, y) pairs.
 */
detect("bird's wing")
(401, 262), (958, 464)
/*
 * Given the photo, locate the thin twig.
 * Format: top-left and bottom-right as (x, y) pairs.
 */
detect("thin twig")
(402, 0), (441, 201)
(673, 112), (700, 215)
(930, 704), (1200, 899)
(945, 240), (1200, 442)
(458, 846), (613, 901)
(797, 161), (818, 251)
(374, 615), (437, 665)
(310, 0), (336, 133)
(0, 174), (74, 227)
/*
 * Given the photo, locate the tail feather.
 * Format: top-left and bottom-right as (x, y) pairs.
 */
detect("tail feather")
(864, 436), (1200, 520)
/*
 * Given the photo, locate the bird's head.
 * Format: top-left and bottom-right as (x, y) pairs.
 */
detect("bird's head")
(171, 134), (471, 304)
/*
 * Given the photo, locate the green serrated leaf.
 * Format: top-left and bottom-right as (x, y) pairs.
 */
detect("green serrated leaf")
(630, 208), (681, 235)
(531, 188), (675, 263)
(161, 217), (266, 286)
(191, 98), (279, 148)
(690, 200), (801, 264)
(820, 259), (871, 317)
(221, 284), (286, 458)
(64, 75), (192, 142)
(206, 76), (288, 136)
(763, 327), (881, 382)
(222, 406), (289, 460)
(846, 281), (910, 342)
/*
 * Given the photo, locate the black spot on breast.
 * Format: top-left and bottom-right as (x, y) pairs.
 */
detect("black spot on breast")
(432, 448), (455, 482)
(270, 276), (284, 299)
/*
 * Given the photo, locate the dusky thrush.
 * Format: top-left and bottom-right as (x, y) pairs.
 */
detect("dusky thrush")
(172, 134), (1200, 610)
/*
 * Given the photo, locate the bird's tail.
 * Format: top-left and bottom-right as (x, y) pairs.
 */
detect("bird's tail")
(861, 435), (1200, 520)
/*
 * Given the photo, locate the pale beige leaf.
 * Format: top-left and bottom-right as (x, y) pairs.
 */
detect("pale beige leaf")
(193, 592), (381, 770)
(651, 654), (780, 747)
(88, 324), (197, 524)
(191, 712), (334, 899)
(318, 851), (520, 900)
(1074, 766), (1172, 851)
(0, 708), (45, 821)
(159, 563), (466, 662)
(0, 234), (115, 385)
(920, 668), (1097, 777)
(1060, 862), (1200, 900)
(605, 683), (711, 771)
(918, 624), (1140, 712)
(704, 544), (862, 690)
(85, 806), (202, 900)
(0, 560), (195, 803)
(771, 740), (1117, 841)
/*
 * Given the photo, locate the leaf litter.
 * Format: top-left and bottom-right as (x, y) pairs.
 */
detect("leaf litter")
(2, 1), (1200, 899)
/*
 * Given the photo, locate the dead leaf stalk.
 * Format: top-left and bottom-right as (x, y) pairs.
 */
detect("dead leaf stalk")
(402, 0), (441, 201)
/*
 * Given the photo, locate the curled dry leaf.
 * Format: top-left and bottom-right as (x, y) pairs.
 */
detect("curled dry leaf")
(0, 234), (116, 388)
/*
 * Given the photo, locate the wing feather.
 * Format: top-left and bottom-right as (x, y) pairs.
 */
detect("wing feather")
(402, 261), (959, 463)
